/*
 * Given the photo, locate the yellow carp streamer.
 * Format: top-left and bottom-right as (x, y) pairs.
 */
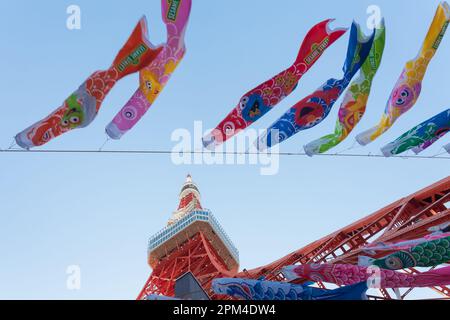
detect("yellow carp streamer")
(356, 2), (450, 146)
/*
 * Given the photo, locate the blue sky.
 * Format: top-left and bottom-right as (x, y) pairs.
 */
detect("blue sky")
(0, 0), (449, 299)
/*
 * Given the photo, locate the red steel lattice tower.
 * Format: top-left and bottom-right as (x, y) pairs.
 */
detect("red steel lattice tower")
(238, 176), (450, 300)
(137, 175), (239, 300)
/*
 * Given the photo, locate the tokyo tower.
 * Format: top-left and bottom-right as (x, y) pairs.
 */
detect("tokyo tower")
(138, 175), (450, 300)
(137, 175), (239, 299)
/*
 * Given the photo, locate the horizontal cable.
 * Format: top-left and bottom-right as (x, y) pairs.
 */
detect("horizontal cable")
(0, 149), (449, 159)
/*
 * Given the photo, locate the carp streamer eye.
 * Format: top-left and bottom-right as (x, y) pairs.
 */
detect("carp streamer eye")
(396, 89), (410, 105)
(70, 116), (80, 124)
(385, 257), (403, 269)
(123, 107), (137, 120)
(396, 98), (405, 105)
(61, 119), (70, 127)
(240, 96), (249, 110)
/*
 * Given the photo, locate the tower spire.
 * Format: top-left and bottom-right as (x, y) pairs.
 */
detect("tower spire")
(168, 174), (202, 225)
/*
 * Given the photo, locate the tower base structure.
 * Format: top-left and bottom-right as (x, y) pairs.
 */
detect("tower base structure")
(138, 232), (235, 299)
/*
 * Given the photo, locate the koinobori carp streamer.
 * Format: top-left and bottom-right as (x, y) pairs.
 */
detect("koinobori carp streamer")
(356, 1), (450, 146)
(212, 278), (368, 301)
(358, 235), (450, 270)
(105, 0), (192, 140)
(381, 108), (450, 156)
(15, 17), (162, 149)
(361, 232), (450, 254)
(304, 20), (386, 156)
(283, 263), (450, 288)
(257, 21), (375, 151)
(411, 112), (450, 154)
(202, 19), (347, 149)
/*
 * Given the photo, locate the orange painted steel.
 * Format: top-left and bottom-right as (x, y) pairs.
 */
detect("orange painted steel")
(137, 232), (235, 300)
(237, 176), (450, 300)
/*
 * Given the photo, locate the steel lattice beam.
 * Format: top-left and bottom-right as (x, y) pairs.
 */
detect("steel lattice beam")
(237, 176), (450, 300)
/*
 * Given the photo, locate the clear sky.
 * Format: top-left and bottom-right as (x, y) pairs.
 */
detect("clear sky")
(0, 0), (449, 299)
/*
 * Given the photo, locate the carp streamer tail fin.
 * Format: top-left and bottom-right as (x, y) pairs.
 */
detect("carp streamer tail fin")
(112, 16), (163, 80)
(418, 1), (450, 61)
(342, 21), (376, 81)
(294, 19), (347, 71)
(162, 0), (192, 42)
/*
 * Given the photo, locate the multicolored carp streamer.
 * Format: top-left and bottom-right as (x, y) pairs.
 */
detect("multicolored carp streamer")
(106, 0), (192, 139)
(362, 232), (450, 254)
(359, 236), (450, 270)
(411, 116), (450, 154)
(212, 278), (368, 301)
(381, 109), (450, 156)
(356, 2), (450, 146)
(15, 17), (162, 149)
(257, 22), (375, 151)
(283, 263), (450, 288)
(202, 20), (347, 150)
(304, 21), (385, 156)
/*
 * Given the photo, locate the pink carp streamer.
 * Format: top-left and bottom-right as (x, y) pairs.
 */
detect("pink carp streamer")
(283, 263), (450, 288)
(106, 0), (192, 139)
(202, 20), (347, 149)
(15, 17), (162, 149)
